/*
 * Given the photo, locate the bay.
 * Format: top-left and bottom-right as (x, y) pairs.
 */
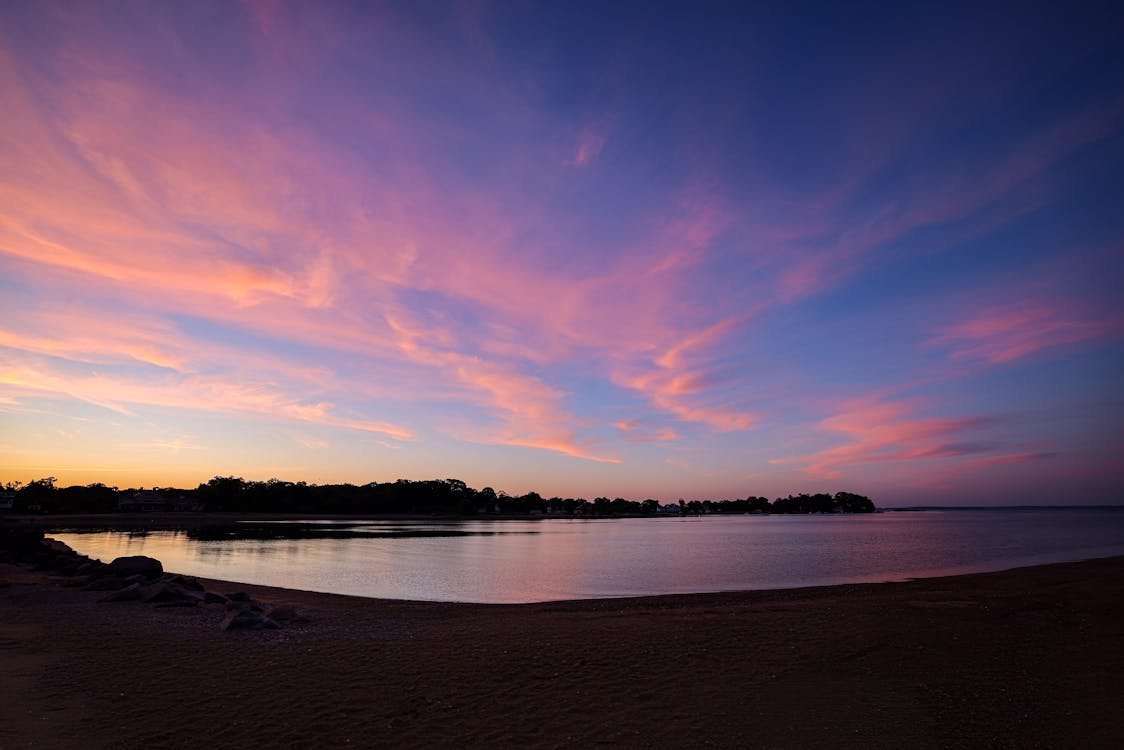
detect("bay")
(51, 509), (1124, 603)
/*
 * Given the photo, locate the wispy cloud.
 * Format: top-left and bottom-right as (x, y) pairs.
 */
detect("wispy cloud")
(614, 419), (679, 443)
(932, 302), (1122, 364)
(0, 2), (1119, 499)
(569, 124), (608, 167)
(770, 398), (994, 479)
(0, 355), (414, 441)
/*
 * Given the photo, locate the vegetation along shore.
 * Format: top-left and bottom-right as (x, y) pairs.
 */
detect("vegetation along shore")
(2, 476), (875, 516)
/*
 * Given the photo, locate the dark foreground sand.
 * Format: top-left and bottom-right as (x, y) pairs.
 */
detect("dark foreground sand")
(2, 555), (1122, 749)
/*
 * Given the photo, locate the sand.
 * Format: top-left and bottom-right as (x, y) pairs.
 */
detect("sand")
(1, 553), (1122, 749)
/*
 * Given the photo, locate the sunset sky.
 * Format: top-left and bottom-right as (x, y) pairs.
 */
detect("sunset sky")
(2, 1), (1122, 505)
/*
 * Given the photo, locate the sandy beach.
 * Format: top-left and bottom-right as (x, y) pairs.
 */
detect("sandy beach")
(1, 538), (1122, 749)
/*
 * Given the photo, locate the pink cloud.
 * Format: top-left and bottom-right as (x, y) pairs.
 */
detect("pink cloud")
(962, 452), (1053, 469)
(569, 126), (607, 167)
(381, 318), (621, 463)
(749, 97), (1124, 307)
(4, 2), (1114, 490)
(614, 419), (679, 443)
(933, 302), (1122, 364)
(1, 23), (772, 461)
(0, 354), (414, 441)
(898, 451), (1056, 491)
(623, 377), (758, 433)
(770, 398), (991, 479)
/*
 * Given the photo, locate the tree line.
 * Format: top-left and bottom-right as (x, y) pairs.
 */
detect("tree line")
(2, 476), (875, 515)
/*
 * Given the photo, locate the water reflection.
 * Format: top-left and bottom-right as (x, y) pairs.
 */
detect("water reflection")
(50, 510), (1124, 603)
(189, 522), (539, 541)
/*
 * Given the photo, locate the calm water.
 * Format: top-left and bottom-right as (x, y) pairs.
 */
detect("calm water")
(51, 510), (1124, 603)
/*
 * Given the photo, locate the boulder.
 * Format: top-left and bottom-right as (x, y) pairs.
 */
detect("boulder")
(221, 609), (280, 631)
(166, 575), (204, 591)
(44, 539), (76, 555)
(264, 604), (299, 621)
(224, 592), (262, 611)
(100, 583), (143, 602)
(83, 575), (130, 591)
(106, 556), (163, 580)
(141, 583), (204, 604)
(56, 561), (83, 576)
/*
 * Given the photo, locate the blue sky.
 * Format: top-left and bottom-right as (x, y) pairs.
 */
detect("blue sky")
(1, 0), (1121, 504)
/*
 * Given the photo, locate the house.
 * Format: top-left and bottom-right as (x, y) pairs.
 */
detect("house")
(171, 496), (204, 512)
(118, 489), (172, 512)
(0, 491), (15, 511)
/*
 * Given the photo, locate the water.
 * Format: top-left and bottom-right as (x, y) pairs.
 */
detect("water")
(50, 509), (1124, 603)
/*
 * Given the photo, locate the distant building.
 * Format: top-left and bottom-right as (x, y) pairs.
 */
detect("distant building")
(118, 490), (171, 512)
(0, 491), (15, 511)
(117, 490), (203, 512)
(171, 497), (205, 512)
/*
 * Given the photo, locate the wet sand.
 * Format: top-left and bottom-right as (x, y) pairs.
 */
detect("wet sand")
(2, 555), (1122, 749)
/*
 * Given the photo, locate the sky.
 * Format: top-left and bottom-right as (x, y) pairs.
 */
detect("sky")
(1, 1), (1122, 505)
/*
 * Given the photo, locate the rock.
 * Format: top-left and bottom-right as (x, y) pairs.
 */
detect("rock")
(154, 599), (200, 608)
(264, 604), (299, 621)
(44, 539), (76, 555)
(83, 575), (130, 591)
(100, 583), (143, 602)
(166, 575), (204, 591)
(221, 609), (280, 631)
(203, 591), (228, 605)
(0, 527), (48, 563)
(106, 556), (163, 580)
(140, 583), (174, 602)
(224, 592), (262, 611)
(33, 552), (74, 572)
(56, 561), (82, 576)
(142, 583), (204, 604)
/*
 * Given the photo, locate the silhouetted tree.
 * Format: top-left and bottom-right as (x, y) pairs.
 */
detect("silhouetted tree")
(18, 477), (57, 512)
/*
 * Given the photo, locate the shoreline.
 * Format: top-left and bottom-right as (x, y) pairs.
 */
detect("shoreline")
(3, 547), (1123, 748)
(144, 551), (1124, 609)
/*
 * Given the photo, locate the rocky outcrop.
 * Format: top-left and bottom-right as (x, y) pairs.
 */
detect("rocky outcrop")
(1, 531), (300, 632)
(0, 527), (105, 577)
